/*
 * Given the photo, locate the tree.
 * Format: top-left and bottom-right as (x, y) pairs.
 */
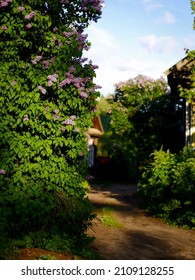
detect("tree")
(0, 0), (103, 239)
(103, 75), (182, 180)
(178, 1), (195, 101)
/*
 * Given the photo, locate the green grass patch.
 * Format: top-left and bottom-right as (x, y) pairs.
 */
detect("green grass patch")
(99, 207), (122, 228)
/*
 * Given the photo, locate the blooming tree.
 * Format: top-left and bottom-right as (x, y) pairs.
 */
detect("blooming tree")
(103, 75), (181, 180)
(0, 0), (103, 236)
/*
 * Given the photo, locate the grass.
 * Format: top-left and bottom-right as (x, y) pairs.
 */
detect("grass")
(99, 207), (122, 228)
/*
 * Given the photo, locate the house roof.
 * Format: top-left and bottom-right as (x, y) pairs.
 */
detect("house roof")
(164, 56), (195, 78)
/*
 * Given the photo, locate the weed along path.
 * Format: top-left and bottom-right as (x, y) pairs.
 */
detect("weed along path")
(87, 183), (195, 260)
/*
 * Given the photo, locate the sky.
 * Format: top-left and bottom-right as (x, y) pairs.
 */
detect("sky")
(84, 0), (195, 96)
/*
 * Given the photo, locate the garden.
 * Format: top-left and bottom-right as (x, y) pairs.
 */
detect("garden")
(0, 0), (195, 260)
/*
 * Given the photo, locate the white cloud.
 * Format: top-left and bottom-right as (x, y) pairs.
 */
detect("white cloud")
(84, 26), (188, 96)
(162, 11), (176, 24)
(138, 34), (178, 54)
(141, 0), (163, 12)
(182, 34), (195, 50)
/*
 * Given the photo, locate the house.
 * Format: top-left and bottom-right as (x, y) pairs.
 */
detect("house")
(164, 56), (195, 148)
(87, 115), (104, 175)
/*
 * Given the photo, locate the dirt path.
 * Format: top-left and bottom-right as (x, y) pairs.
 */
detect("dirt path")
(87, 183), (195, 260)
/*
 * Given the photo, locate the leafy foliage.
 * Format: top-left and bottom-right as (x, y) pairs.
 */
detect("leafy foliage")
(138, 147), (195, 229)
(0, 0), (103, 254)
(98, 75), (182, 180)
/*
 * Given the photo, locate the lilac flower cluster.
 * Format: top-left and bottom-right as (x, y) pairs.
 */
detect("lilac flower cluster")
(43, 61), (49, 69)
(80, 92), (88, 99)
(59, 67), (100, 99)
(25, 11), (36, 20)
(43, 58), (55, 69)
(63, 118), (75, 126)
(59, 72), (83, 88)
(18, 6), (25, 12)
(11, 80), (17, 86)
(63, 115), (76, 126)
(38, 85), (46, 94)
(23, 114), (29, 121)
(1, 25), (7, 30)
(60, 0), (69, 4)
(62, 28), (90, 51)
(77, 33), (90, 51)
(0, 169), (6, 175)
(31, 55), (42, 65)
(0, 0), (12, 8)
(80, 0), (104, 14)
(59, 71), (92, 99)
(53, 109), (60, 120)
(47, 73), (59, 87)
(70, 115), (76, 120)
(26, 23), (32, 29)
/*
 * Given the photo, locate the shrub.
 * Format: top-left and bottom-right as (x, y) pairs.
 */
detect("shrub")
(0, 0), (103, 250)
(138, 147), (195, 228)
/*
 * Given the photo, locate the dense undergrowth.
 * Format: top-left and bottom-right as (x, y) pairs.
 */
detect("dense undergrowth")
(138, 147), (195, 229)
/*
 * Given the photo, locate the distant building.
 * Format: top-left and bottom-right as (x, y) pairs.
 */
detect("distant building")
(164, 56), (195, 148)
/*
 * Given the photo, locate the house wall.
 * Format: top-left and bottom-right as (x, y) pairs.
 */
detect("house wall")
(192, 100), (195, 147)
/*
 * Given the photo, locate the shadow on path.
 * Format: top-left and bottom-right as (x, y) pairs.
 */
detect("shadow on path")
(87, 183), (195, 260)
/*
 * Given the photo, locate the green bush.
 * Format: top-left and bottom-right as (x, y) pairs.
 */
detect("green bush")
(0, 191), (95, 238)
(0, 0), (103, 256)
(138, 147), (195, 228)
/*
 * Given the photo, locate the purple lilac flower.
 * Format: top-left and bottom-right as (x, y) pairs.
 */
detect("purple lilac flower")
(1, 25), (7, 30)
(43, 61), (50, 69)
(31, 55), (42, 65)
(58, 42), (63, 49)
(60, 0), (69, 4)
(0, 169), (6, 175)
(48, 80), (53, 87)
(26, 23), (32, 29)
(59, 78), (71, 88)
(74, 127), (80, 133)
(70, 115), (76, 120)
(11, 80), (17, 86)
(53, 27), (58, 32)
(38, 86), (46, 94)
(52, 36), (57, 43)
(80, 92), (88, 99)
(79, 152), (84, 156)
(53, 114), (60, 120)
(18, 6), (25, 12)
(47, 74), (58, 82)
(0, 1), (9, 8)
(53, 109), (59, 115)
(23, 115), (29, 121)
(69, 66), (76, 73)
(63, 119), (75, 126)
(25, 11), (36, 20)
(50, 57), (55, 63)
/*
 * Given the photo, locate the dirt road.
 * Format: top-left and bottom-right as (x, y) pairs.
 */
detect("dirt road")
(87, 183), (195, 260)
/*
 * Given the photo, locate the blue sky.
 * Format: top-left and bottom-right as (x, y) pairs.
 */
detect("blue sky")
(84, 0), (195, 96)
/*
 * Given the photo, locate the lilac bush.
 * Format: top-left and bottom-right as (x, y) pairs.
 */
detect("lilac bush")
(0, 0), (103, 237)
